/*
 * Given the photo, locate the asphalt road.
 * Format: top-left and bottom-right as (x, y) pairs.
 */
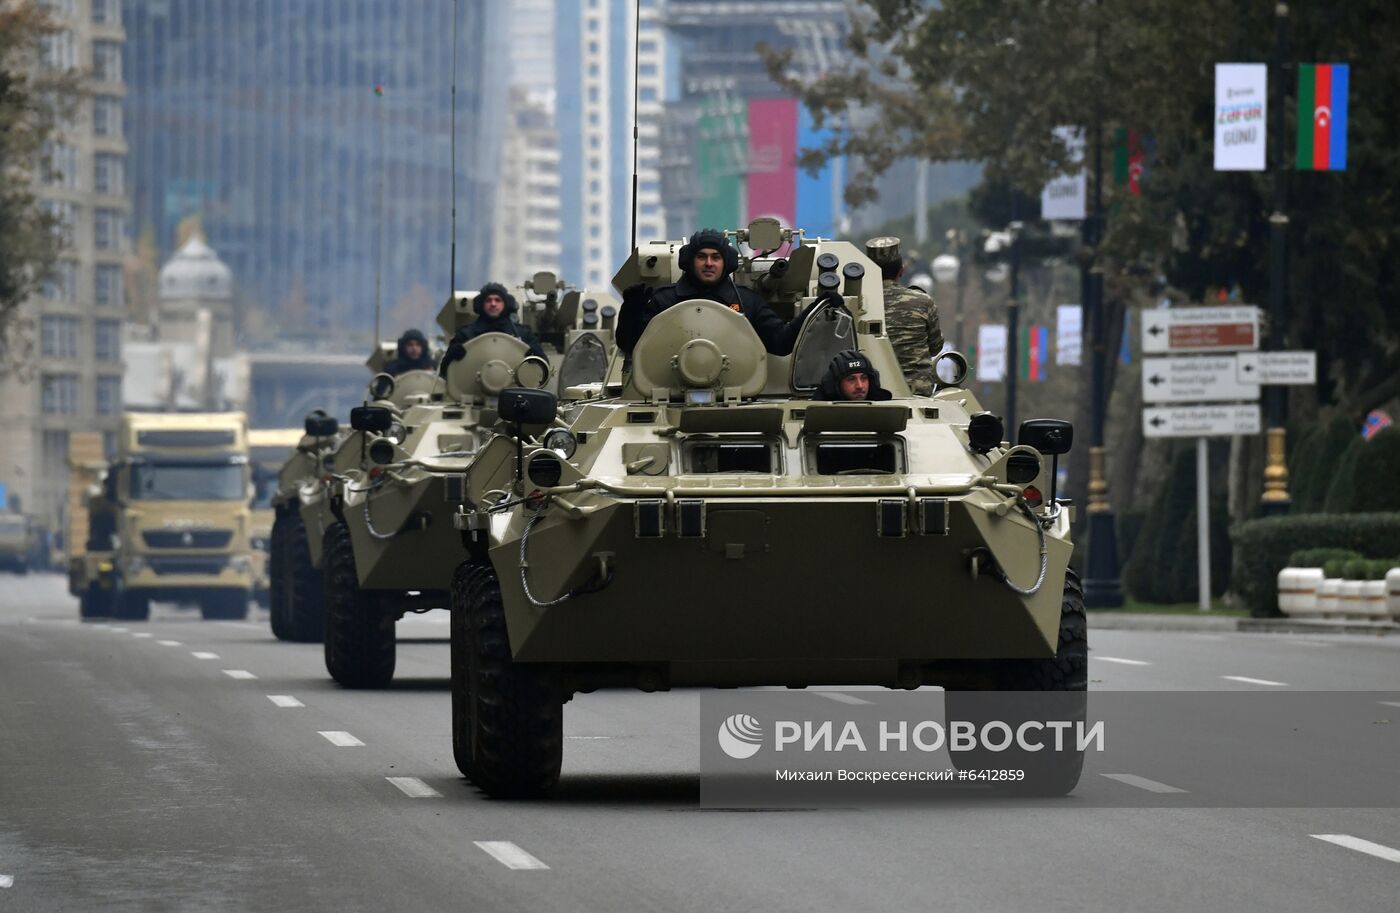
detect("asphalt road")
(2, 572), (1397, 913)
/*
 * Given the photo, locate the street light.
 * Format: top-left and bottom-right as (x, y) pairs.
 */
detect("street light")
(931, 249), (964, 353)
(984, 223), (1023, 432)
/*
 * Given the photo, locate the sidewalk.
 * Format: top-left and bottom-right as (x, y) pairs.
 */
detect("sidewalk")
(1087, 611), (1400, 636)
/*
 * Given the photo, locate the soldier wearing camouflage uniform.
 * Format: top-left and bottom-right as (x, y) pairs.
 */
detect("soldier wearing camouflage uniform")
(867, 236), (944, 396)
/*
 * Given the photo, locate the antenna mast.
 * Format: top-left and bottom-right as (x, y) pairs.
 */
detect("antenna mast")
(629, 0), (640, 252)
(449, 0), (460, 298)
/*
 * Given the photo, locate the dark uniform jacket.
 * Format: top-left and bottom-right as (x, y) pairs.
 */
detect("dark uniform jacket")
(383, 328), (436, 376)
(439, 315), (546, 374)
(618, 273), (805, 356)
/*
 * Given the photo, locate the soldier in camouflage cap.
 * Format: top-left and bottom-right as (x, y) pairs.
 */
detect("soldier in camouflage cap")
(866, 236), (944, 396)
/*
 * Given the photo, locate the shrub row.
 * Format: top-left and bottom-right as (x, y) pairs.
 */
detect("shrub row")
(1124, 448), (1231, 604)
(1232, 513), (1400, 616)
(1319, 558), (1397, 580)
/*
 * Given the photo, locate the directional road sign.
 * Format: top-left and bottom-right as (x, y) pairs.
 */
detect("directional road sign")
(1141, 306), (1260, 354)
(1235, 350), (1316, 385)
(1142, 404), (1262, 438)
(1142, 355), (1260, 404)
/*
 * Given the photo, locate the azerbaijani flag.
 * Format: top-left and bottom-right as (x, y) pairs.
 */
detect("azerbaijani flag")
(1022, 324), (1049, 381)
(1296, 64), (1348, 171)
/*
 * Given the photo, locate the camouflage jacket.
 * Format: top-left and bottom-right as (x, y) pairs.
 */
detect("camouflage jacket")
(882, 280), (943, 396)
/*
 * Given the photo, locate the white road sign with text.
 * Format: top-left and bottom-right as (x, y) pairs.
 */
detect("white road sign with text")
(1236, 350), (1317, 385)
(1141, 306), (1260, 354)
(1142, 355), (1260, 404)
(1143, 404), (1262, 438)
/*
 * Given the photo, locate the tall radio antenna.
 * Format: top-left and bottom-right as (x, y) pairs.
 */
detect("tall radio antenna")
(629, 0), (640, 252)
(449, 0), (460, 298)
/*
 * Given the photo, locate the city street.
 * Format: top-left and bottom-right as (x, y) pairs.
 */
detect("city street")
(2, 573), (1397, 913)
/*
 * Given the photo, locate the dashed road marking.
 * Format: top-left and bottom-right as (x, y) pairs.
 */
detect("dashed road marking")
(222, 669), (257, 680)
(1101, 773), (1187, 794)
(0, 874), (12, 888)
(318, 731), (364, 747)
(1093, 656), (1152, 666)
(1378, 701), (1400, 710)
(110, 627), (129, 633)
(267, 695), (304, 708)
(1310, 834), (1400, 864)
(91, 624), (112, 630)
(191, 652), (220, 660)
(157, 640), (182, 646)
(1221, 675), (1287, 687)
(1291, 639), (1335, 647)
(474, 841), (549, 870)
(131, 632), (153, 639)
(814, 691), (874, 705)
(387, 777), (443, 798)
(565, 735), (613, 740)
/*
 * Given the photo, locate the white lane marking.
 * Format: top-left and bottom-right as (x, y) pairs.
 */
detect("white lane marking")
(0, 874), (11, 888)
(191, 652), (220, 660)
(1093, 656), (1152, 666)
(387, 777), (443, 798)
(222, 669), (257, 680)
(1291, 639), (1335, 647)
(566, 735), (613, 740)
(1310, 834), (1400, 864)
(1186, 633), (1226, 641)
(267, 695), (304, 708)
(814, 691), (874, 705)
(1102, 773), (1188, 794)
(91, 624), (112, 630)
(474, 841), (549, 870)
(318, 731), (364, 747)
(1221, 675), (1288, 687)
(216, 621), (263, 631)
(1378, 701), (1400, 710)
(131, 632), (153, 639)
(110, 627), (129, 633)
(157, 640), (182, 646)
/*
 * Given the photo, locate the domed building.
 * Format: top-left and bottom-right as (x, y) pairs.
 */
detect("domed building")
(157, 235), (235, 358)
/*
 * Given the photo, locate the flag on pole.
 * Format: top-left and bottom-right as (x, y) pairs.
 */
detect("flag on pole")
(1024, 325), (1049, 381)
(1113, 129), (1144, 195)
(373, 83), (385, 96)
(1297, 64), (1348, 171)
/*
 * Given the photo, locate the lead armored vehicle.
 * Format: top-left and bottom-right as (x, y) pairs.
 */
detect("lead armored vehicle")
(447, 220), (1084, 797)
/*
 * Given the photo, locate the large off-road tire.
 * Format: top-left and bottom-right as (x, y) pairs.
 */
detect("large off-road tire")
(322, 523), (395, 688)
(201, 590), (249, 620)
(947, 570), (1087, 797)
(269, 511), (290, 639)
(111, 586), (151, 621)
(283, 513), (326, 643)
(450, 560), (563, 797)
(80, 584), (111, 619)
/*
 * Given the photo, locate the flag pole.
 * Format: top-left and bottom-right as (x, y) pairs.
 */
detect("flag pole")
(1260, 1), (1291, 516)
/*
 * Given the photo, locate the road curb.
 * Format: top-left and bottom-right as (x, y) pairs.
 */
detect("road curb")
(1087, 612), (1240, 632)
(1237, 617), (1400, 636)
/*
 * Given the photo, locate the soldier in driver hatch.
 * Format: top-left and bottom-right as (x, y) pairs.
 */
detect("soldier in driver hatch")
(867, 236), (944, 396)
(439, 282), (546, 374)
(618, 228), (809, 356)
(815, 349), (893, 402)
(383, 328), (436, 376)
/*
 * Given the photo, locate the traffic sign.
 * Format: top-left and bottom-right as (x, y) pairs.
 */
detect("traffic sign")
(1142, 404), (1262, 438)
(1141, 306), (1260, 354)
(1235, 350), (1316, 385)
(1142, 355), (1260, 404)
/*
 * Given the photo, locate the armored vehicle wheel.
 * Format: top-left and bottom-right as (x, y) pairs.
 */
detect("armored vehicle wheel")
(269, 511), (290, 639)
(80, 584), (111, 619)
(281, 512), (326, 643)
(947, 570), (1087, 797)
(450, 560), (563, 797)
(322, 523), (395, 688)
(201, 591), (249, 620)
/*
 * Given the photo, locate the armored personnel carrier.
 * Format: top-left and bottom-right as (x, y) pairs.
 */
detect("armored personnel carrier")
(268, 410), (343, 642)
(316, 333), (554, 687)
(446, 220), (1083, 797)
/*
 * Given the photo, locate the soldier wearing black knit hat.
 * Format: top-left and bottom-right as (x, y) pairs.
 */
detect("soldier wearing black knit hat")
(617, 228), (807, 356)
(439, 282), (546, 374)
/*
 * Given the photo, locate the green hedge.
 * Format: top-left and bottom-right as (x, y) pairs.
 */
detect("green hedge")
(1290, 417), (1356, 512)
(1349, 427), (1400, 512)
(1288, 547), (1362, 568)
(1232, 513), (1400, 615)
(1321, 435), (1364, 513)
(1124, 448), (1231, 603)
(1321, 557), (1396, 580)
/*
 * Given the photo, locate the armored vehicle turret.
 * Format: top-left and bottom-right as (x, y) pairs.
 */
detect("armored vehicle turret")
(445, 221), (1084, 798)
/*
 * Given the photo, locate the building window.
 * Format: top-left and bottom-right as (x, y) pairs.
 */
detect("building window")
(41, 142), (78, 188)
(40, 200), (76, 247)
(42, 430), (70, 468)
(639, 87), (658, 103)
(95, 263), (123, 308)
(95, 319), (122, 361)
(92, 41), (122, 83)
(640, 40), (657, 54)
(40, 30), (77, 71)
(93, 96), (121, 137)
(41, 374), (80, 415)
(94, 208), (125, 251)
(91, 0), (120, 25)
(94, 153), (123, 195)
(95, 376), (121, 416)
(41, 260), (78, 301)
(41, 316), (80, 359)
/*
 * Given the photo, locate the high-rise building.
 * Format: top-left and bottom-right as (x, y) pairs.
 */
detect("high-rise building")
(0, 0), (130, 527)
(556, 0), (667, 291)
(122, 1), (507, 331)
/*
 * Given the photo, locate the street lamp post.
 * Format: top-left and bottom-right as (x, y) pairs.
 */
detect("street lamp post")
(932, 236), (966, 352)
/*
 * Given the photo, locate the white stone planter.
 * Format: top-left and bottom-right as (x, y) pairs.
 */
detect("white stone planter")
(1316, 578), (1344, 616)
(1386, 568), (1400, 621)
(1339, 579), (1368, 618)
(1359, 579), (1389, 618)
(1277, 567), (1324, 616)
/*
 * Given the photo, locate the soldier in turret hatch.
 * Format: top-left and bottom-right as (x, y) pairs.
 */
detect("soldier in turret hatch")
(439, 282), (546, 373)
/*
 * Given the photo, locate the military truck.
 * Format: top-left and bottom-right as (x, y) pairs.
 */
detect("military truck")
(445, 220), (1083, 797)
(0, 510), (40, 574)
(317, 333), (552, 687)
(249, 428), (304, 608)
(70, 412), (255, 620)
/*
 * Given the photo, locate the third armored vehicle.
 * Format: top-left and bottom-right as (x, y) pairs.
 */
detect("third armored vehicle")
(446, 222), (1084, 797)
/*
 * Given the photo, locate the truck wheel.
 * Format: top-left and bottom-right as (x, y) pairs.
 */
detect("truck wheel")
(113, 590), (151, 621)
(269, 511), (290, 639)
(450, 560), (563, 797)
(80, 584), (111, 619)
(947, 570), (1087, 796)
(283, 513), (326, 643)
(322, 523), (394, 688)
(201, 591), (249, 620)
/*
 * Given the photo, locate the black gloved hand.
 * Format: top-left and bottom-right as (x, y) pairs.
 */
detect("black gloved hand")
(622, 283), (652, 309)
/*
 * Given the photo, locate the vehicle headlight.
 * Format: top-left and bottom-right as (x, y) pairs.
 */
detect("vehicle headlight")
(124, 556), (145, 575)
(387, 422), (408, 445)
(230, 555), (252, 573)
(251, 537), (269, 552)
(542, 428), (577, 459)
